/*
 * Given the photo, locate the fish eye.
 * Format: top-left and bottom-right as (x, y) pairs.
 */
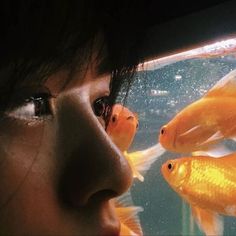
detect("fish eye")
(161, 127), (165, 135)
(167, 162), (173, 171)
(112, 115), (117, 123)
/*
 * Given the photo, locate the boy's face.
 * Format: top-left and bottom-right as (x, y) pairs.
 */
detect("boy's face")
(0, 61), (133, 235)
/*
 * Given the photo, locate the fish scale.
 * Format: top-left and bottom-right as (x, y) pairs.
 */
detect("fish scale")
(161, 154), (236, 235)
(183, 158), (236, 215)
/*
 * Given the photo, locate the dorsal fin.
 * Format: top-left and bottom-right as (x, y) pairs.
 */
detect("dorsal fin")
(205, 69), (236, 97)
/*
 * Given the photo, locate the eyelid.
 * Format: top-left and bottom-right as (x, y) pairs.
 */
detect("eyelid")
(6, 85), (53, 110)
(3, 85), (54, 122)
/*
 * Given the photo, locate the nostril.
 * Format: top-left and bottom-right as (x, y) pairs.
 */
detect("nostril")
(89, 189), (118, 203)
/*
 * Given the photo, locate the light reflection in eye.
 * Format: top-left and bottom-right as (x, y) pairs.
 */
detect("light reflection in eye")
(93, 96), (111, 118)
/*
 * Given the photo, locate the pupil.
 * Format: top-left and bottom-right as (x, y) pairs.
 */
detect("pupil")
(93, 97), (111, 120)
(29, 94), (51, 117)
(168, 163), (172, 170)
(94, 98), (106, 117)
(112, 116), (116, 122)
(161, 128), (165, 134)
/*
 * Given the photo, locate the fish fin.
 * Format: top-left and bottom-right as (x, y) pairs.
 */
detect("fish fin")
(126, 143), (166, 181)
(125, 151), (145, 182)
(117, 207), (143, 236)
(205, 69), (236, 97)
(179, 125), (203, 138)
(231, 137), (236, 142)
(115, 192), (143, 236)
(114, 190), (134, 208)
(191, 205), (223, 236)
(192, 143), (233, 158)
(198, 130), (224, 147)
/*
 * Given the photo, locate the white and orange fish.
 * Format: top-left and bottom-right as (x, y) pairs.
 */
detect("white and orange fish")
(161, 153), (236, 236)
(159, 69), (236, 156)
(107, 104), (165, 181)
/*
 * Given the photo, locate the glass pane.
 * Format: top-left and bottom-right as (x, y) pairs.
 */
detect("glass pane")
(116, 37), (236, 236)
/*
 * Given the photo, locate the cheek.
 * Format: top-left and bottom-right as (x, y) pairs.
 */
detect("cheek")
(0, 121), (69, 233)
(0, 120), (46, 207)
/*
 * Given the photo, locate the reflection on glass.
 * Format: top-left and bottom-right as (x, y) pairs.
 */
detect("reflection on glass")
(117, 37), (236, 236)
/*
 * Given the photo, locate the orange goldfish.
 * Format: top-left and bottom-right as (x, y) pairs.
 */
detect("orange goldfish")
(107, 104), (165, 181)
(159, 69), (236, 156)
(114, 191), (143, 236)
(161, 153), (236, 236)
(106, 104), (139, 152)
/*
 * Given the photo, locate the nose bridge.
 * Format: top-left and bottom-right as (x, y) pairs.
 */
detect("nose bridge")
(57, 93), (133, 207)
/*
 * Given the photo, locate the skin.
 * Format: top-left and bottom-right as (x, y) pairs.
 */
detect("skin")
(0, 57), (133, 235)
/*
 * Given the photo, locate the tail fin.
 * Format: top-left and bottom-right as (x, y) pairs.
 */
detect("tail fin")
(114, 191), (143, 236)
(126, 143), (165, 182)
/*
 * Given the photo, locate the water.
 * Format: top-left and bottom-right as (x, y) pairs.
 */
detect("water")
(117, 55), (236, 235)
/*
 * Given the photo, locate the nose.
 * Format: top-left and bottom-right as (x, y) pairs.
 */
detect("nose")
(56, 93), (133, 208)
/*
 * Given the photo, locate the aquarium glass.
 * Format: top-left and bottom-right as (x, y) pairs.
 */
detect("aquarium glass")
(116, 37), (236, 236)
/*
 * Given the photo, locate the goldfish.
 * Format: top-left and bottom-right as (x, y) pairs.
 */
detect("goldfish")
(161, 153), (236, 236)
(114, 191), (143, 236)
(107, 104), (165, 181)
(106, 104), (139, 152)
(159, 69), (236, 156)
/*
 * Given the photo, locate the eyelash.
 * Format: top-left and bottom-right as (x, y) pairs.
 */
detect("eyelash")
(5, 93), (53, 121)
(5, 92), (111, 127)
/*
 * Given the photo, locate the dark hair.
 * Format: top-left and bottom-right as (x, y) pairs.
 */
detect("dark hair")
(0, 0), (147, 111)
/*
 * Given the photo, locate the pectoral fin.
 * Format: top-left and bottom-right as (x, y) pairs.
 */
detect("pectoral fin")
(197, 130), (224, 147)
(191, 205), (223, 236)
(125, 143), (165, 182)
(192, 143), (233, 158)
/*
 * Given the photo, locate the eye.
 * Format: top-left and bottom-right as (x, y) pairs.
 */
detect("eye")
(160, 126), (166, 135)
(6, 92), (53, 120)
(112, 115), (117, 123)
(93, 96), (111, 120)
(167, 162), (174, 171)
